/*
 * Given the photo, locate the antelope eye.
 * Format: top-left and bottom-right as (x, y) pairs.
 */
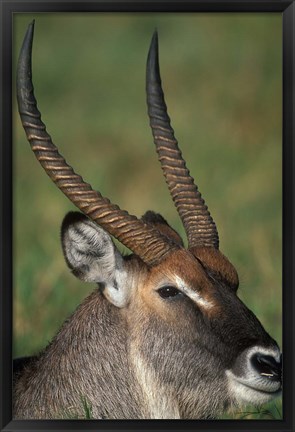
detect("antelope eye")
(157, 286), (182, 299)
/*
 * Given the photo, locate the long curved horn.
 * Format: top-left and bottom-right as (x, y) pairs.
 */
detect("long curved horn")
(17, 21), (180, 266)
(146, 31), (219, 249)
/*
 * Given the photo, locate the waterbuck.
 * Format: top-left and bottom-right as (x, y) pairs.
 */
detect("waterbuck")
(14, 21), (282, 419)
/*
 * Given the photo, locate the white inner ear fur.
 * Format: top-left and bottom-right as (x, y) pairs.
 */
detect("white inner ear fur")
(62, 218), (129, 308)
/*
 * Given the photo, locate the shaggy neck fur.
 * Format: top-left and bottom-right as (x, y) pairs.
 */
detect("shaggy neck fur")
(13, 290), (146, 419)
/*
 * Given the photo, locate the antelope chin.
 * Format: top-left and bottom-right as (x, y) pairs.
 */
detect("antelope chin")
(226, 369), (282, 406)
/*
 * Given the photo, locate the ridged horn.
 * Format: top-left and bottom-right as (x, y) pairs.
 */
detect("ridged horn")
(146, 31), (219, 249)
(16, 21), (181, 266)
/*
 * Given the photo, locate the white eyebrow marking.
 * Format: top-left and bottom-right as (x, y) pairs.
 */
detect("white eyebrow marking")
(175, 276), (214, 309)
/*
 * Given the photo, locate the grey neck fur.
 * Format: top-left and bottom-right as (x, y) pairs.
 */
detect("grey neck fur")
(14, 290), (147, 419)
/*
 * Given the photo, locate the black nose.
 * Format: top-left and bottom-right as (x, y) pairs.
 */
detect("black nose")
(251, 353), (282, 383)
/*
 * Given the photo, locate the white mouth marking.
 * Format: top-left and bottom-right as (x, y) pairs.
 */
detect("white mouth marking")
(226, 346), (282, 406)
(226, 369), (281, 406)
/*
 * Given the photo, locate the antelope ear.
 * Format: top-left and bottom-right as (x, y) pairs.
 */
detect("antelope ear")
(142, 211), (184, 246)
(61, 212), (130, 307)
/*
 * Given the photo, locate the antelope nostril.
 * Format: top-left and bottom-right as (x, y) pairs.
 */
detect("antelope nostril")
(251, 353), (282, 382)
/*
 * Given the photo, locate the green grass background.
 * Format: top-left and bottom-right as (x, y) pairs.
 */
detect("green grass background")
(13, 13), (282, 419)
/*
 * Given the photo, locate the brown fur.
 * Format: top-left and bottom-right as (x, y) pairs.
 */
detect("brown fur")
(13, 220), (279, 419)
(190, 247), (239, 290)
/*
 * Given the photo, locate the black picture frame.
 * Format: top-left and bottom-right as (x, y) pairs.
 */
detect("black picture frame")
(1, 1), (294, 431)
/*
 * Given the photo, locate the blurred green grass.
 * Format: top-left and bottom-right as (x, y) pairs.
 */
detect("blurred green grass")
(13, 13), (282, 419)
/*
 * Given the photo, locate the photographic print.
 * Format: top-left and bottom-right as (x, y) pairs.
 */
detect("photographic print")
(4, 5), (289, 429)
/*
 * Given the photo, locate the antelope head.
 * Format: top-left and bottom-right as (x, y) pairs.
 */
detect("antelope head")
(17, 22), (282, 419)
